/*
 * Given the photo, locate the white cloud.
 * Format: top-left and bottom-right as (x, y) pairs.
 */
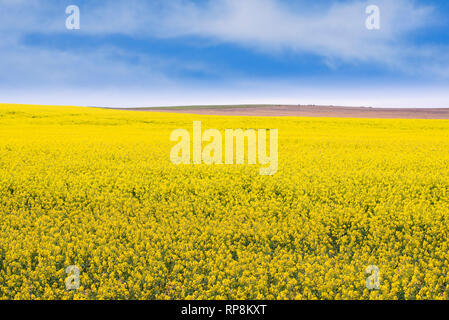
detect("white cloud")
(0, 0), (445, 72)
(74, 0), (448, 74)
(152, 0), (439, 69)
(0, 0), (448, 108)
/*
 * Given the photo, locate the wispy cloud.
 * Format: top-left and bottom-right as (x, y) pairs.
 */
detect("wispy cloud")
(154, 0), (447, 73)
(0, 0), (446, 74)
(0, 0), (448, 107)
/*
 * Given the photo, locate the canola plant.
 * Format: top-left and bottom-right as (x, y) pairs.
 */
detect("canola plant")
(1, 104), (449, 300)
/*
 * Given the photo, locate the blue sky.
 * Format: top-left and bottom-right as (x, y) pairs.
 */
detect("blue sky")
(0, 0), (449, 107)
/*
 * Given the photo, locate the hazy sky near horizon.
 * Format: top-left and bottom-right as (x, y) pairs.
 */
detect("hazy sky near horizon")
(1, 0), (449, 108)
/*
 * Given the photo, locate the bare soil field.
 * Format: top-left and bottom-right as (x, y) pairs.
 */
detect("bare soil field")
(118, 105), (449, 119)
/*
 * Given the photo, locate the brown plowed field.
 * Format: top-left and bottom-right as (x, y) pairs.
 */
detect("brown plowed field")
(119, 105), (449, 119)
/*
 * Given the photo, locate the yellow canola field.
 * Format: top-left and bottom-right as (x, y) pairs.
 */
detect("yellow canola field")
(1, 103), (449, 300)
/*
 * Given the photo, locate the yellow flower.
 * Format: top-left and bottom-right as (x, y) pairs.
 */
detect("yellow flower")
(1, 103), (449, 300)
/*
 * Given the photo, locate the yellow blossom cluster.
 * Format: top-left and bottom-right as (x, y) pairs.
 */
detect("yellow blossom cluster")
(1, 103), (449, 300)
